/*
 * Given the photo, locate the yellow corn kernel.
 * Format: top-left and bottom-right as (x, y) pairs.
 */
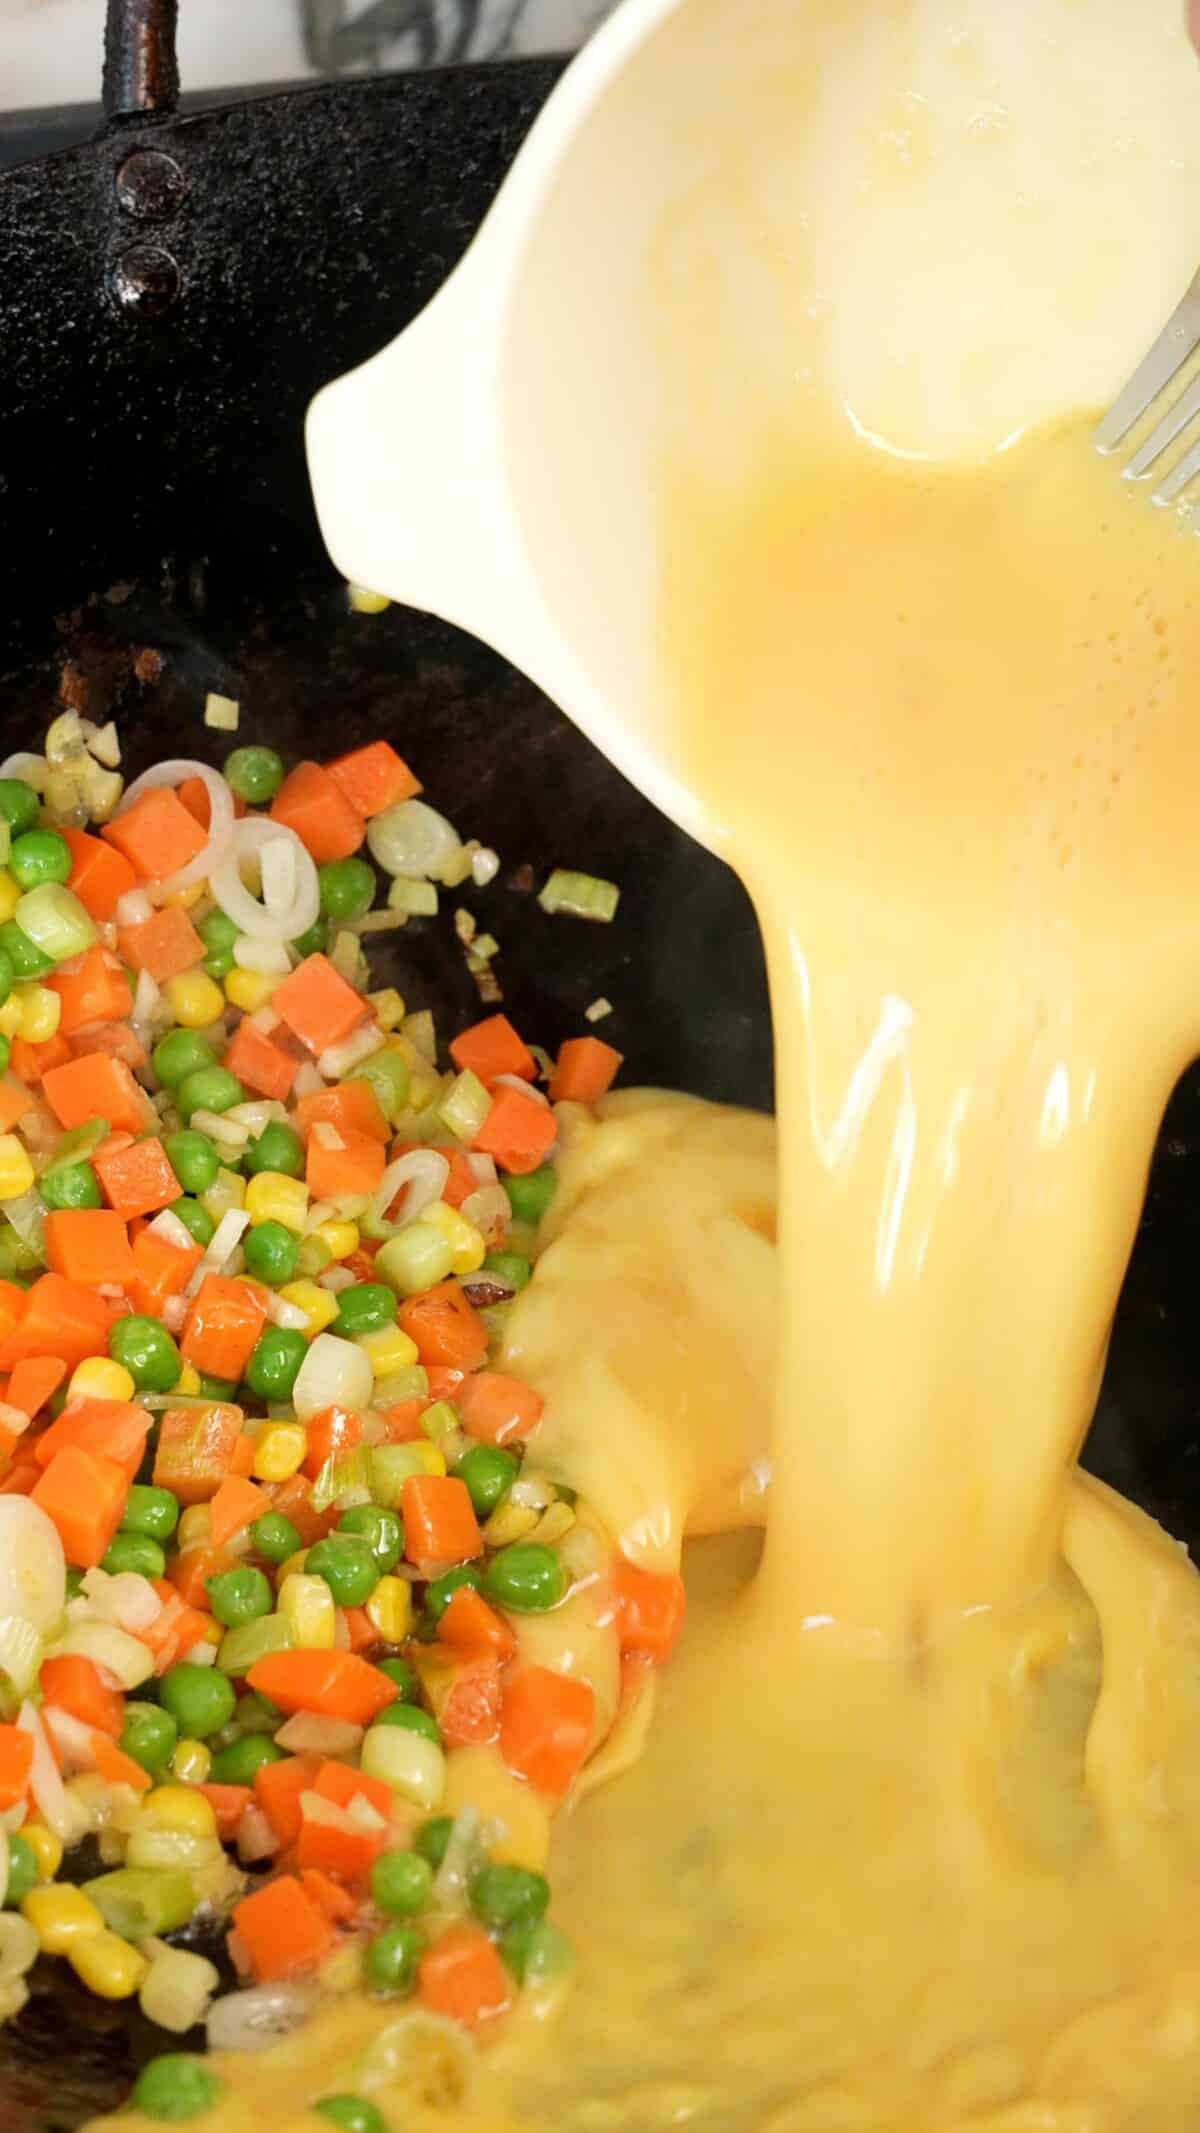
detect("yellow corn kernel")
(0, 872), (21, 924)
(164, 883), (205, 911)
(407, 1441), (447, 1479)
(365, 1575), (412, 1644)
(0, 998), (20, 1038)
(356, 1324), (421, 1380)
(138, 1787), (217, 1840)
(176, 1506), (212, 1552)
(348, 582), (391, 615)
(224, 968), (282, 1014)
(252, 1422), (308, 1483)
(277, 1279), (339, 1336)
(422, 1200), (486, 1276)
(68, 1929), (147, 2000)
(14, 984), (60, 1043)
(481, 1499), (539, 1547)
(312, 1219), (358, 1262)
(171, 1738), (212, 1786)
(367, 989), (406, 1032)
(245, 1171), (310, 1233)
(68, 1356), (137, 1404)
(0, 1136), (35, 1202)
(175, 1362), (201, 1397)
(164, 972), (226, 1029)
(23, 1884), (105, 1954)
(278, 1548), (309, 1586)
(278, 1572), (335, 1650)
(201, 1166), (245, 1222)
(20, 1824), (62, 1882)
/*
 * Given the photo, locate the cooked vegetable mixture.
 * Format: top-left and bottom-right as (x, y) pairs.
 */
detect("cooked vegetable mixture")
(0, 710), (683, 2122)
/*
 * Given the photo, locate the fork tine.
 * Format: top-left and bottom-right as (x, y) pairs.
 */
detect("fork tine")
(1125, 369), (1200, 480)
(1095, 266), (1200, 455)
(1154, 430), (1200, 507)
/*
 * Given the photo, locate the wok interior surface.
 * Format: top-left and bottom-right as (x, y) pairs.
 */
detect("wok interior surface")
(0, 52), (1197, 2133)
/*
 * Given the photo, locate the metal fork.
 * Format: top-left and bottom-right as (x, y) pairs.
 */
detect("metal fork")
(1095, 267), (1200, 503)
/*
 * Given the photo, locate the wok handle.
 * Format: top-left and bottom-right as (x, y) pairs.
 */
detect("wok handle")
(103, 0), (180, 121)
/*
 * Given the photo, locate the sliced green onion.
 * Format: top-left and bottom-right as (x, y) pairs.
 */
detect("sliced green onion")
(538, 870), (620, 923)
(203, 693), (239, 733)
(43, 1118), (112, 1177)
(386, 878), (438, 919)
(401, 1010), (437, 1064)
(368, 1442), (442, 1509)
(375, 1224), (454, 1299)
(310, 1447), (372, 1515)
(367, 800), (462, 884)
(85, 1867), (196, 1940)
(419, 1402), (460, 1452)
(14, 884), (96, 961)
(371, 1365), (429, 1408)
(437, 1071), (490, 1145)
(217, 1614), (293, 1676)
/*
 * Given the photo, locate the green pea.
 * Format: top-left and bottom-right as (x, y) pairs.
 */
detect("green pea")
(177, 1065), (244, 1123)
(243, 1325), (307, 1402)
(159, 1662), (236, 1739)
(469, 1863), (550, 1932)
(455, 1446), (519, 1519)
(305, 1534), (379, 1609)
(9, 828), (70, 890)
(332, 1282), (397, 1340)
(206, 1566), (273, 1628)
(4, 1832), (38, 1906)
(482, 1544), (567, 1615)
(502, 1166), (557, 1225)
(290, 919), (328, 960)
(0, 950), (14, 1011)
(337, 1504), (402, 1574)
(243, 1220), (299, 1286)
(499, 1919), (574, 1989)
(318, 857), (375, 921)
(152, 1029), (218, 1089)
(364, 1922), (423, 1998)
(0, 780), (40, 839)
(243, 1120), (304, 1178)
(223, 746), (284, 806)
(196, 909), (239, 983)
(373, 1703), (440, 1746)
(250, 1510), (302, 1565)
(131, 2055), (220, 2122)
(122, 1484), (180, 1542)
(314, 2098), (386, 2133)
(38, 1160), (102, 1211)
(424, 1565), (483, 1626)
(413, 1817), (453, 1869)
(119, 1701), (178, 1776)
(0, 921), (53, 980)
(370, 1848), (433, 1919)
(208, 1733), (284, 1785)
(170, 1196), (215, 1248)
(101, 1531), (166, 1580)
(165, 1129), (220, 1196)
(482, 1251), (532, 1294)
(196, 1372), (237, 1400)
(377, 1656), (418, 1701)
(109, 1314), (181, 1394)
(232, 1691), (280, 1734)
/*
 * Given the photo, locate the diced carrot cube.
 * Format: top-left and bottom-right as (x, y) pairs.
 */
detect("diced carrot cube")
(6, 1356), (65, 1420)
(293, 1079), (388, 1146)
(50, 946), (133, 1036)
(232, 1876), (333, 1982)
(128, 1229), (202, 1319)
(449, 1015), (536, 1085)
(472, 1086), (557, 1177)
(301, 1405), (362, 1481)
(253, 1753), (321, 1847)
(271, 954), (370, 1057)
(396, 1281), (488, 1373)
(196, 1784), (252, 1840)
(305, 1127), (385, 1200)
(32, 1445), (128, 1567)
(453, 1372), (543, 1449)
(418, 1924), (511, 2031)
(43, 1209), (136, 1288)
(10, 1034), (71, 1086)
(42, 1053), (150, 1138)
(326, 741), (420, 818)
(153, 1403), (246, 1506)
(0, 1083), (32, 1134)
(180, 1275), (268, 1383)
(401, 1474), (482, 1566)
(208, 1476), (265, 1548)
(61, 828), (137, 922)
(35, 1397), (151, 1480)
(40, 1654), (124, 1737)
(101, 789), (207, 883)
(0, 1273), (113, 1372)
(117, 905), (205, 984)
(548, 1035), (623, 1105)
(269, 762), (364, 865)
(499, 1666), (595, 1799)
(438, 1585), (517, 1662)
(222, 1021), (297, 1103)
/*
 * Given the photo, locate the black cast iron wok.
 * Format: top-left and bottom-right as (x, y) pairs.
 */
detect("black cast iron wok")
(0, 1), (1195, 2121)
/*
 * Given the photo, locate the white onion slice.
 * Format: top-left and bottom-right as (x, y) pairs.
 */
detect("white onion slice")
(133, 968), (163, 1028)
(266, 1293), (310, 1332)
(466, 1152), (498, 1186)
(18, 1704), (71, 1840)
(374, 1149), (449, 1230)
(0, 1500), (65, 1634)
(206, 1982), (317, 2054)
(368, 799), (462, 882)
(115, 888), (153, 928)
(460, 1184), (510, 1246)
(116, 759), (235, 896)
(260, 835), (296, 918)
(43, 1705), (99, 1775)
(211, 817), (319, 942)
(0, 754), (47, 791)
(233, 935), (291, 974)
(146, 1207), (198, 1253)
(274, 1712), (363, 1757)
(186, 1209), (250, 1293)
(235, 1804), (280, 1865)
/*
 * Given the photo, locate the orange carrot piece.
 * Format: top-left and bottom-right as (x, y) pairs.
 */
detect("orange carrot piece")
(548, 1035), (623, 1105)
(39, 1654), (123, 1737)
(93, 1138), (181, 1222)
(269, 762), (364, 864)
(208, 1476), (265, 1548)
(305, 1127), (385, 1201)
(43, 1209), (136, 1288)
(401, 1474), (482, 1566)
(312, 1759), (394, 1824)
(232, 1875), (333, 1982)
(6, 1356), (65, 1420)
(611, 1560), (687, 1664)
(253, 1753), (322, 1847)
(117, 905), (205, 984)
(301, 1405), (362, 1481)
(453, 1372), (543, 1449)
(265, 1472), (337, 1548)
(424, 1365), (466, 1404)
(169, 1544), (235, 1610)
(61, 827), (138, 922)
(299, 1867), (359, 1924)
(245, 1651), (398, 1727)
(180, 1275), (268, 1382)
(49, 945), (132, 1035)
(31, 1445), (128, 1567)
(418, 1924), (512, 2031)
(222, 1021), (297, 1103)
(449, 1014), (536, 1085)
(10, 1033), (72, 1086)
(91, 1733), (152, 1794)
(271, 953), (370, 1057)
(128, 1228), (202, 1319)
(294, 1810), (383, 1886)
(379, 1398), (425, 1444)
(0, 1083), (32, 1134)
(325, 740), (420, 818)
(396, 1281), (488, 1372)
(293, 1079), (388, 1146)
(438, 1585), (517, 1662)
(472, 1086), (557, 1176)
(0, 1724), (34, 1812)
(42, 1053), (149, 1138)
(418, 1650), (502, 1747)
(0, 1274), (112, 1372)
(499, 1666), (595, 1799)
(102, 788), (207, 882)
(154, 1403), (247, 1506)
(230, 1433), (257, 1478)
(197, 1783), (252, 1840)
(35, 1397), (151, 1480)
